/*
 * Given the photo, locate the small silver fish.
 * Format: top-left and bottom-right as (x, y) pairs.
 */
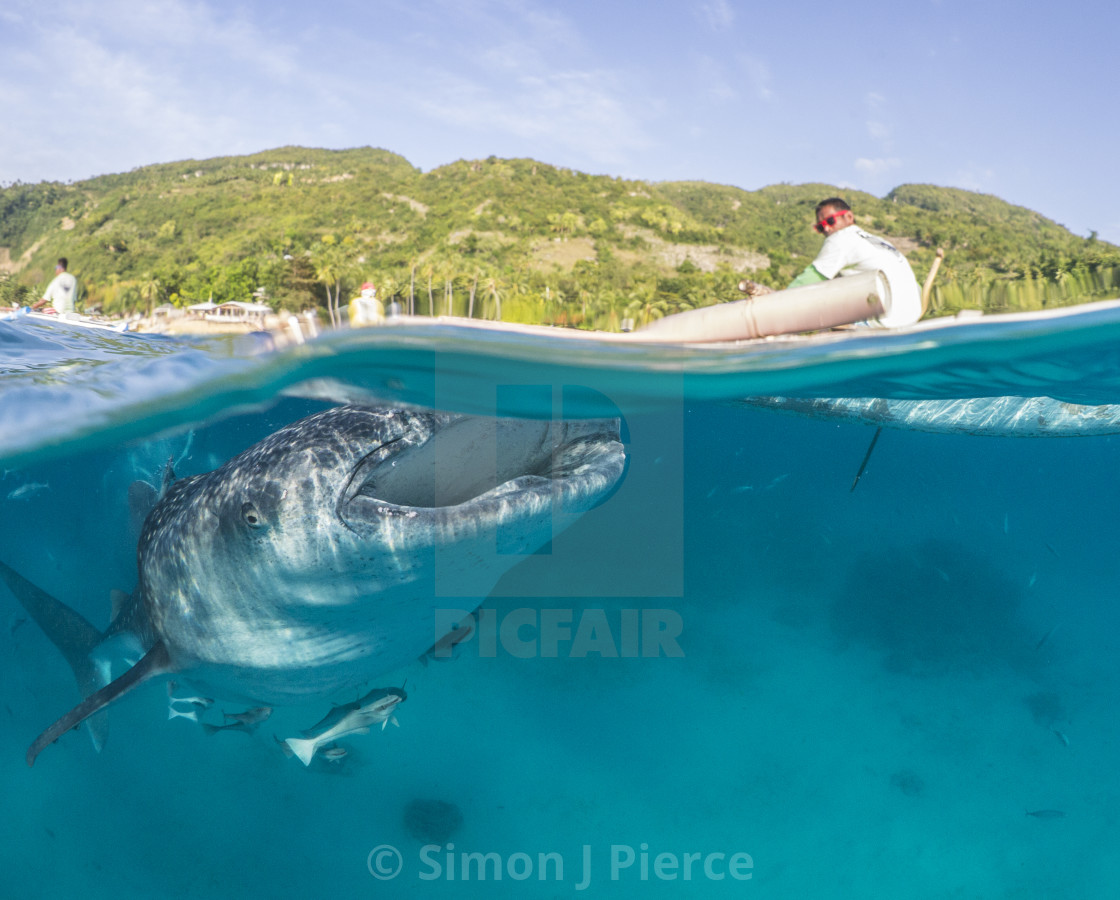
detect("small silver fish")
(171, 696), (213, 709)
(167, 682), (214, 709)
(223, 706), (272, 726)
(7, 482), (48, 501)
(321, 745), (348, 762)
(1052, 729), (1070, 747)
(765, 474), (789, 490)
(1034, 625), (1058, 652)
(1025, 809), (1066, 819)
(421, 617), (476, 665)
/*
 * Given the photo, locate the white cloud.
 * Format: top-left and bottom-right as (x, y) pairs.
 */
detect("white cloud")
(737, 54), (774, 102)
(950, 164), (996, 192)
(863, 93), (892, 144)
(417, 67), (652, 166)
(0, 0), (678, 182)
(854, 157), (902, 176)
(698, 0), (735, 30)
(0, 1), (356, 182)
(377, 1), (656, 168)
(695, 55), (737, 103)
(867, 120), (891, 141)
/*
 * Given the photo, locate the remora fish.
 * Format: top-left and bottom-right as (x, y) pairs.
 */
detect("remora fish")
(167, 681), (214, 709)
(420, 615), (476, 666)
(0, 406), (624, 766)
(223, 707), (271, 725)
(283, 686), (405, 766)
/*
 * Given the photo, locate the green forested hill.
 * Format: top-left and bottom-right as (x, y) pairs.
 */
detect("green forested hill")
(1, 146), (1116, 328)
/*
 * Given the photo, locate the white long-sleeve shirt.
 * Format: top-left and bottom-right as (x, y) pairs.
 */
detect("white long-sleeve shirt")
(42, 271), (78, 313)
(811, 226), (921, 327)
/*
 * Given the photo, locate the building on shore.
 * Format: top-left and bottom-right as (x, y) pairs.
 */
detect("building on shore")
(186, 299), (273, 325)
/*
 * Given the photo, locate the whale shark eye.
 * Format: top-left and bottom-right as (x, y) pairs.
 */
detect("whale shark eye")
(241, 502), (265, 529)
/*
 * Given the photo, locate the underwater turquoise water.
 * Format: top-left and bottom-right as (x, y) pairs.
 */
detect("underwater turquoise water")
(2, 308), (1120, 898)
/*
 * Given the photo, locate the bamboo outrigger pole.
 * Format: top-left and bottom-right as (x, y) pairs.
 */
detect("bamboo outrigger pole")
(921, 248), (946, 317)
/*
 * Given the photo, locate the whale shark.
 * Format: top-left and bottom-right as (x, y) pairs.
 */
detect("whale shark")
(0, 405), (625, 766)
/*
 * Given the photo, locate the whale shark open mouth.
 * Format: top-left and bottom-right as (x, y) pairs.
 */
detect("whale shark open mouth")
(5, 405), (628, 767)
(338, 415), (624, 533)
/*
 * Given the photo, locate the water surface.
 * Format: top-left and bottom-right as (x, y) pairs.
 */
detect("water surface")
(1, 309), (1118, 897)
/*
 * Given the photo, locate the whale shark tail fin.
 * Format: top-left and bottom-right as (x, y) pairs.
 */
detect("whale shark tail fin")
(27, 641), (173, 766)
(0, 559), (116, 751)
(283, 736), (319, 766)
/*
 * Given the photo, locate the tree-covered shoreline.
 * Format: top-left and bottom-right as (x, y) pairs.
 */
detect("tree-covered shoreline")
(1, 146), (1116, 327)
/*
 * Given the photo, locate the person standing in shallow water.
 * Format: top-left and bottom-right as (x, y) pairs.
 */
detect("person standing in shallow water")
(788, 198), (922, 328)
(33, 258), (78, 314)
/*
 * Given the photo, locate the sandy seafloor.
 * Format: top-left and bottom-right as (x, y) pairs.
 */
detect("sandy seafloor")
(1, 311), (1119, 898)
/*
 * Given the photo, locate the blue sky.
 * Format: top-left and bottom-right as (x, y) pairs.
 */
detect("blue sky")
(2, 0), (1117, 241)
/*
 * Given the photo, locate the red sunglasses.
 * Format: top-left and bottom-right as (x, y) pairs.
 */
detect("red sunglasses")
(814, 211), (848, 234)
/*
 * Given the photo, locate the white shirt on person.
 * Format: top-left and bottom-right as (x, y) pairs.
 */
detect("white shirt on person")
(43, 271), (78, 313)
(811, 226), (921, 327)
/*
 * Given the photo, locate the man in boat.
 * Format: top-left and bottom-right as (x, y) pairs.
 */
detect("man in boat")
(32, 258), (78, 314)
(788, 198), (922, 328)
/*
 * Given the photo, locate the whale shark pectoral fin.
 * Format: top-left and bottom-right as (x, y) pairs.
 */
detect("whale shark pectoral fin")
(0, 559), (103, 676)
(0, 560), (134, 755)
(27, 641), (173, 767)
(0, 559), (117, 753)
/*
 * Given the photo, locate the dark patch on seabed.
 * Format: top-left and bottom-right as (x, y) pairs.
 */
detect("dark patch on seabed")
(404, 799), (464, 845)
(830, 538), (1034, 675)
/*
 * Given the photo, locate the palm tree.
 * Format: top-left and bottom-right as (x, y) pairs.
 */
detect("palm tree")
(139, 274), (164, 317)
(595, 288), (624, 331)
(625, 283), (669, 328)
(377, 271), (404, 310)
(313, 242), (345, 327)
(483, 274), (504, 320)
(117, 284), (142, 317)
(313, 258), (340, 327)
